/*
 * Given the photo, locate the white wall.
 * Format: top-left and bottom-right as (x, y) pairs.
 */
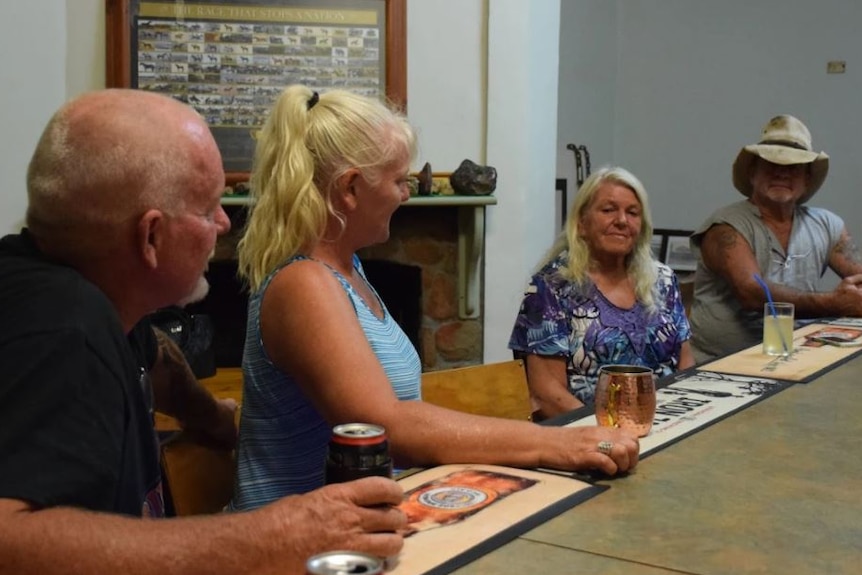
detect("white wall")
(407, 1), (485, 170)
(410, 0), (563, 363)
(6, 1), (859, 360)
(558, 0), (862, 246)
(614, 0), (862, 240)
(556, 0), (617, 223)
(0, 2), (67, 234)
(66, 0), (105, 99)
(484, 0), (561, 362)
(0, 0), (102, 234)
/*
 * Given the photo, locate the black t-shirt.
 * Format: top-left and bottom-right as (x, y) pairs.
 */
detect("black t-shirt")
(0, 230), (164, 517)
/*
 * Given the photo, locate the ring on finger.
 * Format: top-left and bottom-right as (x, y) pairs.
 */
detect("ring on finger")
(597, 440), (614, 455)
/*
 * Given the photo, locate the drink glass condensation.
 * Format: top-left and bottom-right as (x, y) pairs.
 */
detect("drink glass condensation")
(763, 302), (794, 356)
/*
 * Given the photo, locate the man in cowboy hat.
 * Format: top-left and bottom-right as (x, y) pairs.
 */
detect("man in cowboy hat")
(689, 114), (862, 361)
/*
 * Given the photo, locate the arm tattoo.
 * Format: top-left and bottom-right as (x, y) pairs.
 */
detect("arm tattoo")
(701, 225), (744, 273)
(834, 235), (862, 266)
(715, 227), (738, 251)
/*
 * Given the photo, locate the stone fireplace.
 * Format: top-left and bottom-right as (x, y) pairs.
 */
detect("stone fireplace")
(193, 197), (492, 372)
(359, 204), (484, 370)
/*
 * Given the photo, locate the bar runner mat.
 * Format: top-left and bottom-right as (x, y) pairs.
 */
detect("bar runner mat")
(389, 464), (604, 575)
(545, 370), (792, 460)
(700, 323), (862, 383)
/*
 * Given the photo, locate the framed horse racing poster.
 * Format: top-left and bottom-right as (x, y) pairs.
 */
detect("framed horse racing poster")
(105, 0), (406, 184)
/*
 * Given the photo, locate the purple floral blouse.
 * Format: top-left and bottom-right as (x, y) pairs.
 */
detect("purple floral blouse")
(508, 252), (691, 406)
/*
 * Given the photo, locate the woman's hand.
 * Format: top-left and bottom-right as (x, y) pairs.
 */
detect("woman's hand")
(539, 425), (640, 475)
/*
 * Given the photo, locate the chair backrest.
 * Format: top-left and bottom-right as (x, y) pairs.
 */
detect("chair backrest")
(680, 278), (694, 317)
(421, 359), (532, 420)
(161, 437), (235, 516)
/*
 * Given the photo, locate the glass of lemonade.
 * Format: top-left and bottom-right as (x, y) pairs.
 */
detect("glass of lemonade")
(763, 302), (794, 356)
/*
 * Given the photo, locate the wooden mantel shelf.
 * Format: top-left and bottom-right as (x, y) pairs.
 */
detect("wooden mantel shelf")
(220, 194), (497, 207)
(403, 195), (497, 207)
(221, 194), (497, 320)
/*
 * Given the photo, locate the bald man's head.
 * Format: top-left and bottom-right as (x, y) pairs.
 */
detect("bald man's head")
(26, 89), (224, 256)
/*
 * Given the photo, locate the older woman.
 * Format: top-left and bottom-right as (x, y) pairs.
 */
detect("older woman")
(229, 86), (640, 511)
(509, 166), (694, 421)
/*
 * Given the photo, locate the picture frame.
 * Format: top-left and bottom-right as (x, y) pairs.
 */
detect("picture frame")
(650, 232), (666, 262)
(105, 0), (407, 184)
(662, 230), (696, 272)
(555, 178), (567, 230)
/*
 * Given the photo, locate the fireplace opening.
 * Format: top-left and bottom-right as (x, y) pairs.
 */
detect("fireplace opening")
(185, 259), (248, 368)
(361, 259), (423, 358)
(186, 258), (423, 368)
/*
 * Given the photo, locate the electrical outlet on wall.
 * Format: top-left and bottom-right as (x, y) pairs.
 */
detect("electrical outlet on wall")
(827, 60), (847, 74)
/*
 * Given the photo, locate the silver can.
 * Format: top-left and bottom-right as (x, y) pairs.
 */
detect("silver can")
(306, 551), (384, 575)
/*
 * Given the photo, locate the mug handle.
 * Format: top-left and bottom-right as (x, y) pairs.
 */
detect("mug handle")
(607, 381), (621, 427)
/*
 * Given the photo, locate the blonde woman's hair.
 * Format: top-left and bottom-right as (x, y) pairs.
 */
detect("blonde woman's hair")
(238, 85), (416, 291)
(538, 166), (659, 309)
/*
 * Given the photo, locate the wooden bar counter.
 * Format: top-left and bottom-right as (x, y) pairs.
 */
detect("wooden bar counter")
(455, 356), (862, 574)
(154, 361), (860, 573)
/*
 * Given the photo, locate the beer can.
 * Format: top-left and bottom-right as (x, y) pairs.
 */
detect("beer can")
(306, 551), (383, 575)
(325, 423), (392, 485)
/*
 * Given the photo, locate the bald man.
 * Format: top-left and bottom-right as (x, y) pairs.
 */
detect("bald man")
(0, 89), (405, 575)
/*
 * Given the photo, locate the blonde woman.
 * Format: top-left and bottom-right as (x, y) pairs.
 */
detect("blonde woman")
(510, 167), (694, 421)
(231, 86), (639, 512)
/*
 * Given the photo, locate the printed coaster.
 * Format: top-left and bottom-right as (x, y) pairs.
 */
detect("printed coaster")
(700, 323), (862, 382)
(390, 464), (603, 575)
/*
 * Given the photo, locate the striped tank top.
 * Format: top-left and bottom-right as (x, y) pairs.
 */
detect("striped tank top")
(230, 255), (421, 511)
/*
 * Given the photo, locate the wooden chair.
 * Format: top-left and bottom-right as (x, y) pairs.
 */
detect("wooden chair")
(161, 436), (235, 516)
(421, 359), (532, 420)
(155, 368), (244, 433)
(157, 363), (529, 515)
(157, 368), (243, 515)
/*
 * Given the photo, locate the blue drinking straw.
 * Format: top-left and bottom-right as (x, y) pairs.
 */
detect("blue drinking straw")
(753, 273), (789, 355)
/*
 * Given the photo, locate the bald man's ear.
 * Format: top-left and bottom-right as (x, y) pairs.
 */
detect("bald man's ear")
(136, 209), (165, 269)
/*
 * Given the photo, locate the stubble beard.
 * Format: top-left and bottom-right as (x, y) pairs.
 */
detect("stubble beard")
(177, 275), (210, 308)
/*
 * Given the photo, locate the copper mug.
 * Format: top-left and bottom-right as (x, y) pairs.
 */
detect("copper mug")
(594, 365), (656, 437)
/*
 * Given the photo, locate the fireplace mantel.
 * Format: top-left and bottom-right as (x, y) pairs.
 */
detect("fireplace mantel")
(220, 195), (496, 208)
(222, 194), (496, 320)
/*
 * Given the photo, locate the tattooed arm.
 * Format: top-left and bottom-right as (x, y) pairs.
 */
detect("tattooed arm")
(701, 223), (862, 317)
(700, 223), (765, 309)
(828, 228), (862, 277)
(150, 327), (238, 449)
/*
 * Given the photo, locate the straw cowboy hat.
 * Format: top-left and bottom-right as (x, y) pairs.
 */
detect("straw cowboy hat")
(732, 114), (829, 204)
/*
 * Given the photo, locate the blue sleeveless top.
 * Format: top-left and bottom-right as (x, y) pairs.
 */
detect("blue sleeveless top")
(230, 255), (421, 511)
